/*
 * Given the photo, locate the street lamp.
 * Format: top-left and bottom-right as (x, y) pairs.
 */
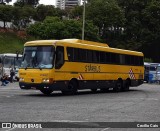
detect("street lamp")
(82, 0), (86, 40)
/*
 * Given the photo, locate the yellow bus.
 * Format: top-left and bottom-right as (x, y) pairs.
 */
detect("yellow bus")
(19, 39), (144, 95)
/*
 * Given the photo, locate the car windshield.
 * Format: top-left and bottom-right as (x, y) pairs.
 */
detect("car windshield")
(21, 46), (55, 69)
(157, 66), (160, 72)
(3, 56), (14, 68)
(150, 66), (156, 71)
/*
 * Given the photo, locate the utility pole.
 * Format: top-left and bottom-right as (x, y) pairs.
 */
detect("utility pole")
(82, 0), (86, 40)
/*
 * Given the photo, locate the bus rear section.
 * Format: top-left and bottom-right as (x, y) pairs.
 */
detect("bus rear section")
(19, 39), (144, 95)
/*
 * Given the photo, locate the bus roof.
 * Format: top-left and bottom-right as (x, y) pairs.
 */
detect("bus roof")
(24, 39), (109, 47)
(24, 39), (143, 56)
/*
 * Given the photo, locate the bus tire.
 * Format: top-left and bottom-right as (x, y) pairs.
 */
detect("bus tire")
(68, 80), (78, 95)
(61, 91), (70, 95)
(91, 88), (97, 93)
(123, 80), (130, 91)
(113, 80), (122, 92)
(100, 88), (109, 92)
(40, 89), (53, 95)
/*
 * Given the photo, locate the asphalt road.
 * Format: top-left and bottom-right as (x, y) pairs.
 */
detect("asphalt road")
(0, 83), (160, 131)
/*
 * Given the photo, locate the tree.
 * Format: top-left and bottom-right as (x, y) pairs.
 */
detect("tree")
(12, 5), (35, 29)
(11, 6), (22, 29)
(140, 0), (160, 62)
(0, 0), (12, 5)
(117, 0), (160, 62)
(14, 0), (39, 7)
(86, 0), (125, 45)
(27, 17), (65, 39)
(33, 5), (64, 22)
(27, 16), (101, 41)
(25, 0), (39, 5)
(68, 5), (83, 19)
(116, 0), (150, 43)
(0, 5), (13, 28)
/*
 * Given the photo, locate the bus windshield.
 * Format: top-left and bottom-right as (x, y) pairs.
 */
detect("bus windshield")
(21, 46), (55, 69)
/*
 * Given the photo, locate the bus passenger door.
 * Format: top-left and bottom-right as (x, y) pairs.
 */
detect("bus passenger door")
(55, 46), (64, 69)
(55, 46), (65, 81)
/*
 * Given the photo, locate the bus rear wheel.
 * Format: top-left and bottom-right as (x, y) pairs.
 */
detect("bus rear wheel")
(40, 89), (53, 95)
(123, 80), (130, 91)
(113, 80), (122, 92)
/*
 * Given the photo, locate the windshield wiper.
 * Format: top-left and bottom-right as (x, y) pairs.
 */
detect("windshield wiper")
(38, 65), (42, 70)
(31, 56), (38, 68)
(25, 64), (29, 70)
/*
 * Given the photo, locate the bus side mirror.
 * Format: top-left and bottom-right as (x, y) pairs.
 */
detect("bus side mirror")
(0, 58), (1, 63)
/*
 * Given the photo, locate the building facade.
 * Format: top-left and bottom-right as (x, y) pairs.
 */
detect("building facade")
(56, 0), (81, 10)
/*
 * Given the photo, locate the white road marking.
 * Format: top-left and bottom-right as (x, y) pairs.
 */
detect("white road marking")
(140, 98), (159, 101)
(101, 128), (110, 131)
(5, 127), (16, 131)
(53, 120), (87, 122)
(148, 98), (159, 101)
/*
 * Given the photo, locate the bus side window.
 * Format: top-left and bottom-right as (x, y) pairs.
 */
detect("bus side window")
(55, 46), (64, 69)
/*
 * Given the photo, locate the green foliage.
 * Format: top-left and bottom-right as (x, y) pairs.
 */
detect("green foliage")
(144, 58), (153, 63)
(0, 0), (160, 62)
(14, 0), (39, 7)
(0, 0), (12, 4)
(0, 32), (35, 53)
(27, 17), (65, 39)
(86, 0), (125, 43)
(62, 19), (81, 39)
(69, 6), (83, 19)
(12, 6), (35, 29)
(84, 20), (101, 41)
(116, 0), (160, 62)
(0, 5), (13, 28)
(27, 16), (101, 41)
(33, 5), (62, 21)
(141, 0), (160, 42)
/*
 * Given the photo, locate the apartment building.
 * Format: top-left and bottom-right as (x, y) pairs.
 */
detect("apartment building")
(56, 0), (81, 10)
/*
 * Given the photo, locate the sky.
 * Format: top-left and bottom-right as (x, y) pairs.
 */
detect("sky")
(10, 0), (56, 6)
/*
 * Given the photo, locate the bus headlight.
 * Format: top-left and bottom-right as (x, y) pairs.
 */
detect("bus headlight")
(42, 78), (53, 83)
(19, 78), (24, 82)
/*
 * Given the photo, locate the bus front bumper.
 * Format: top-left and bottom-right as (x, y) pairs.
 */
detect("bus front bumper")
(19, 81), (68, 91)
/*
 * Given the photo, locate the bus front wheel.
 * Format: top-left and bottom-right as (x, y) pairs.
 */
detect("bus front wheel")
(67, 80), (78, 95)
(100, 88), (109, 92)
(91, 88), (97, 93)
(40, 89), (53, 95)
